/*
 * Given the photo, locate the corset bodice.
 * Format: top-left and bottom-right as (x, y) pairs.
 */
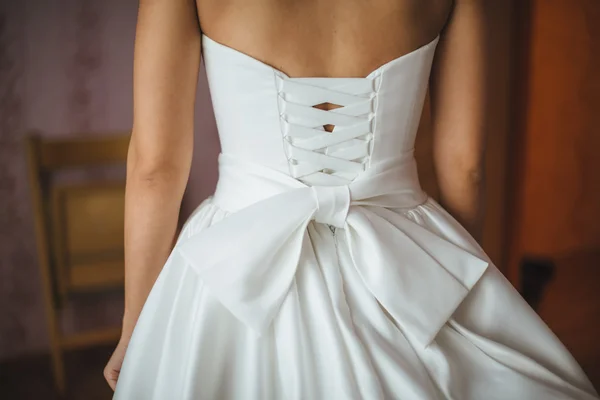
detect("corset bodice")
(201, 33), (439, 187)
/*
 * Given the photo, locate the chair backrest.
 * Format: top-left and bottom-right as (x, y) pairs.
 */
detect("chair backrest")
(26, 133), (131, 301)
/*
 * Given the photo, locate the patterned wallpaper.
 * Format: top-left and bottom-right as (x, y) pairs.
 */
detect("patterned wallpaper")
(0, 2), (42, 360)
(0, 0), (219, 360)
(68, 1), (106, 133)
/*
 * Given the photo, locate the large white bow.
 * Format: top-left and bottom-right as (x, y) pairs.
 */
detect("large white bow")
(178, 154), (489, 348)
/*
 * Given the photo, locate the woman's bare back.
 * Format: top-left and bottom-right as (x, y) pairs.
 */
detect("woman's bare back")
(196, 0), (452, 79)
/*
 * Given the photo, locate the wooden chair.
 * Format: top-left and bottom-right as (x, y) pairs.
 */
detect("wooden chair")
(25, 132), (131, 394)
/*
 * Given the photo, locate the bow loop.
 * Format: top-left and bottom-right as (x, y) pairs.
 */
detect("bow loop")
(178, 186), (317, 336)
(345, 207), (488, 348)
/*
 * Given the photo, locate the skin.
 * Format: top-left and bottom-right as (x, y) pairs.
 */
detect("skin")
(105, 0), (488, 390)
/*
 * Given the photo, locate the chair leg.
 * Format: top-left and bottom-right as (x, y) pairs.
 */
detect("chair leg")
(40, 285), (67, 395)
(38, 280), (67, 395)
(49, 339), (66, 396)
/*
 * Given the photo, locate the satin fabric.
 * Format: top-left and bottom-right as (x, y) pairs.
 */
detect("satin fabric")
(113, 33), (599, 399)
(177, 153), (489, 349)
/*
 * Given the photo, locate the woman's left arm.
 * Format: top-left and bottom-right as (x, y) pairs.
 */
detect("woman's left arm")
(428, 0), (489, 242)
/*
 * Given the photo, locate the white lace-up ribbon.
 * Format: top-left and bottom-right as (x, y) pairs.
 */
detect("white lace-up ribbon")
(276, 74), (378, 186)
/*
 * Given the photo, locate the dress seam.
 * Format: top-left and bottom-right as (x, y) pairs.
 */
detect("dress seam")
(331, 227), (384, 399)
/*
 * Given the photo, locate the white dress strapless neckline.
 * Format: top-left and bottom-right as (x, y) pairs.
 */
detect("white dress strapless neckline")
(113, 33), (599, 399)
(201, 33), (441, 80)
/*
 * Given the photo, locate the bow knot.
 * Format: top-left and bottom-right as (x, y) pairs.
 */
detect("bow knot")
(311, 185), (351, 228)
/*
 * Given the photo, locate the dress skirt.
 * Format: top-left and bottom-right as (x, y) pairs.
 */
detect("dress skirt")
(113, 195), (598, 400)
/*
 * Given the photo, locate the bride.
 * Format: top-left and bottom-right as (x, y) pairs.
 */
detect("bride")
(105, 0), (598, 398)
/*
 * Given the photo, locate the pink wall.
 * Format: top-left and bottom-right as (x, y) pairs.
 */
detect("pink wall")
(0, 0), (219, 360)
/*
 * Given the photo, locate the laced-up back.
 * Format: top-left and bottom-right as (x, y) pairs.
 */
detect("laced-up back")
(276, 74), (381, 186)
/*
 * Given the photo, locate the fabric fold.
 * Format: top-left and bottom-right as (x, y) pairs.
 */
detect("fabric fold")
(177, 154), (489, 347)
(345, 208), (489, 348)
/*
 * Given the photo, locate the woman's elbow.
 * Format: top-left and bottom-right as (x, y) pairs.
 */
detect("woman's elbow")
(436, 155), (484, 190)
(127, 155), (189, 192)
(129, 162), (189, 190)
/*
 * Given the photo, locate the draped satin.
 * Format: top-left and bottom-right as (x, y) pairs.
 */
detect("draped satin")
(178, 154), (489, 348)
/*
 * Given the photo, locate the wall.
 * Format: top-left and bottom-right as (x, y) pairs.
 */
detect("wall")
(508, 0), (600, 377)
(480, 0), (513, 268)
(510, 0), (600, 275)
(0, 0), (219, 360)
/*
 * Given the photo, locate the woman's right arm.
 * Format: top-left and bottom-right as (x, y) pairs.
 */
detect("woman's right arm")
(105, 0), (201, 390)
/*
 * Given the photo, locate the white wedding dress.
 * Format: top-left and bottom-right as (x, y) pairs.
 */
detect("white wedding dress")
(113, 33), (598, 399)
